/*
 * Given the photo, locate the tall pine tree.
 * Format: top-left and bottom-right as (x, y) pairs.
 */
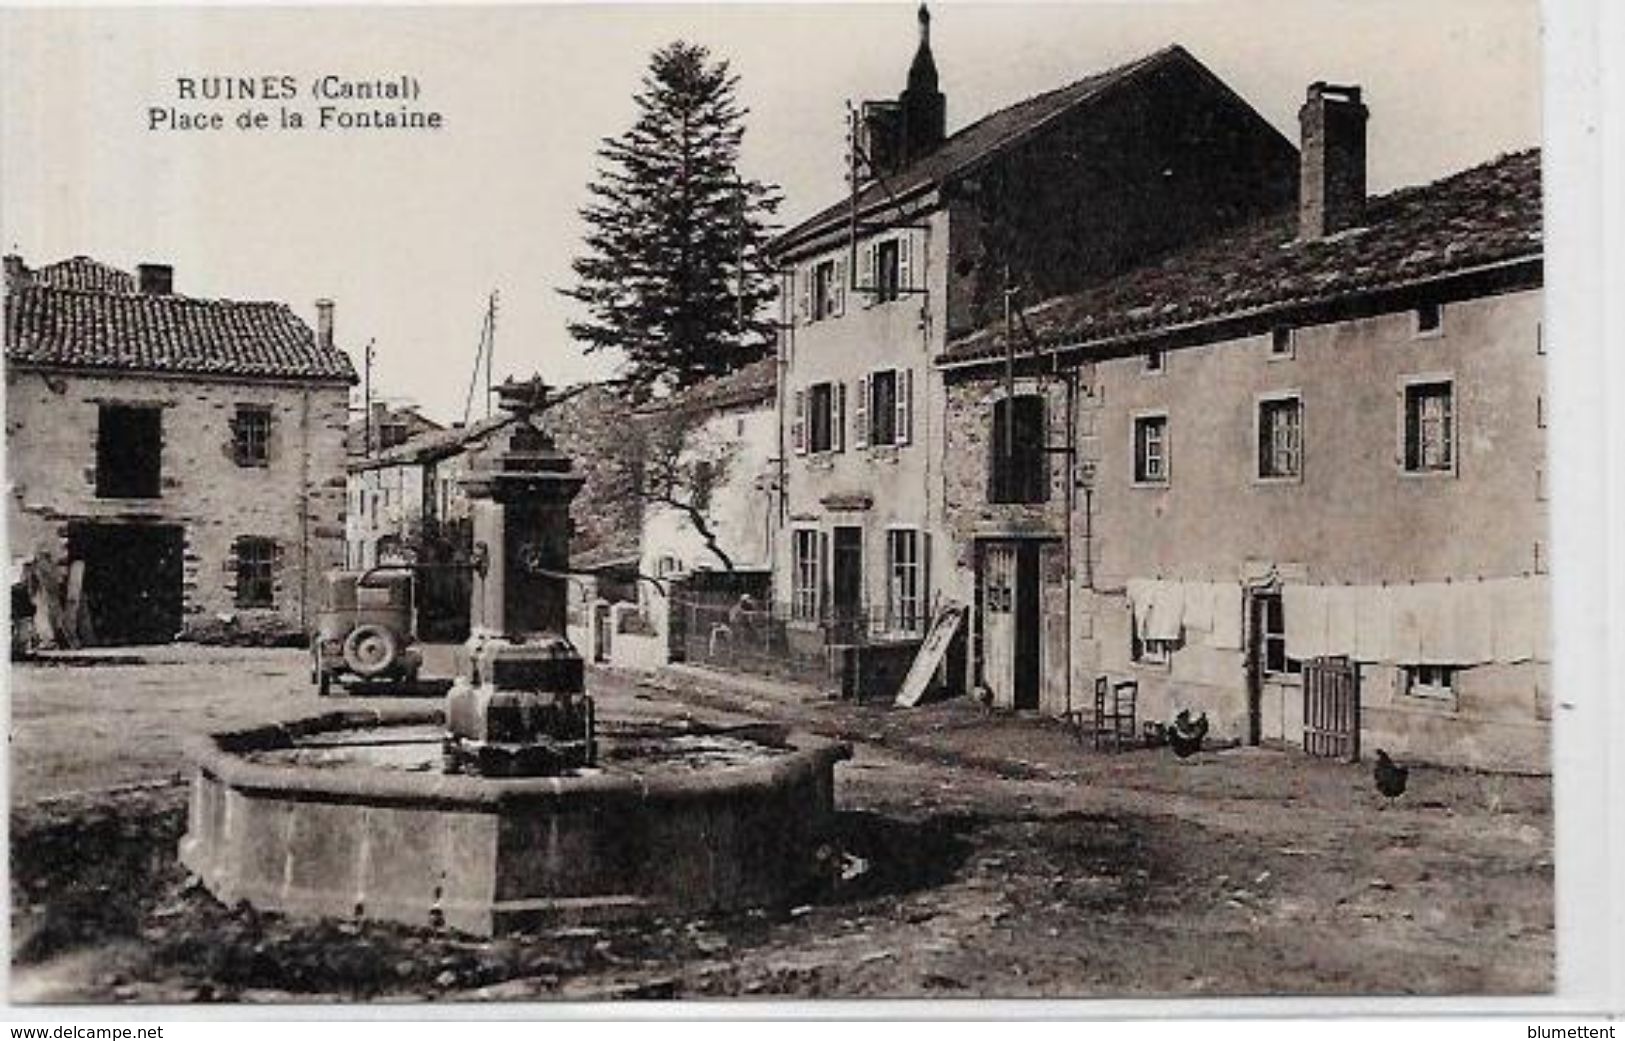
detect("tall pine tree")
(563, 42), (782, 401)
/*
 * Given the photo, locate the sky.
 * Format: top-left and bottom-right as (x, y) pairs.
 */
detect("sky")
(1, 1), (1541, 425)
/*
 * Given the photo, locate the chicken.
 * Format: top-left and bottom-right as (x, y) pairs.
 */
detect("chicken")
(1168, 709), (1208, 759)
(1374, 749), (1409, 799)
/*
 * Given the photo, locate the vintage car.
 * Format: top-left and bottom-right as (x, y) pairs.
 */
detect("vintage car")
(310, 568), (424, 695)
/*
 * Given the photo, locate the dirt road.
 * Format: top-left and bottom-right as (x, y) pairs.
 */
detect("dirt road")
(7, 650), (1553, 1002)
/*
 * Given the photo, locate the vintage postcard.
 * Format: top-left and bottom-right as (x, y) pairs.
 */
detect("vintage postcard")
(2, 0), (1605, 1013)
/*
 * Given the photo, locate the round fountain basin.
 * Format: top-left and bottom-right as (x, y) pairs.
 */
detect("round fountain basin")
(179, 708), (851, 936)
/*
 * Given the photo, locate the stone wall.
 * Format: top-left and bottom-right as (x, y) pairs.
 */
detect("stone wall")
(6, 367), (349, 642)
(936, 287), (1550, 770)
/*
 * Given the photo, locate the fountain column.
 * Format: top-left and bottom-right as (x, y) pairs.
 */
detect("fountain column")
(444, 375), (592, 776)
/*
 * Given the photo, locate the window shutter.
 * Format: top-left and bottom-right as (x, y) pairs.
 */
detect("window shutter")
(792, 390), (806, 456)
(818, 530), (830, 620)
(833, 256), (847, 317)
(858, 243), (875, 306)
(854, 375), (869, 449)
(896, 368), (913, 446)
(922, 530), (933, 616)
(834, 381), (847, 452)
(898, 233), (915, 293)
(797, 267), (811, 325)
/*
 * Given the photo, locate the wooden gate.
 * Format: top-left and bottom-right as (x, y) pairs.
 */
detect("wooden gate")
(1302, 656), (1360, 761)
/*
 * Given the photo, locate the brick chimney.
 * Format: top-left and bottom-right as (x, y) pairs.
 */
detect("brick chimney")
(1298, 82), (1368, 239)
(137, 263), (174, 295)
(315, 298), (335, 350)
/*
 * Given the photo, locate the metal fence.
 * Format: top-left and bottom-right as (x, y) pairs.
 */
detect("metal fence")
(672, 595), (927, 688)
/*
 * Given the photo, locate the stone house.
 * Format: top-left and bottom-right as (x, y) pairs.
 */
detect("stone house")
(346, 402), (444, 459)
(5, 254), (355, 645)
(345, 412), (514, 571)
(633, 357), (778, 661)
(768, 8), (1297, 681)
(936, 85), (1546, 770)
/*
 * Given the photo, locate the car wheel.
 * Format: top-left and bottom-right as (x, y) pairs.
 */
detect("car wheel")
(343, 624), (400, 679)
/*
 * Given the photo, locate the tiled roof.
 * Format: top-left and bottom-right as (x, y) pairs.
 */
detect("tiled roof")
(6, 263), (357, 383)
(349, 411), (516, 472)
(774, 46), (1182, 253)
(29, 256), (137, 294)
(643, 357), (777, 417)
(941, 149), (1542, 365)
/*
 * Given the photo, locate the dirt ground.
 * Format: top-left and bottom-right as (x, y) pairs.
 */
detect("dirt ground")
(7, 648), (1554, 1003)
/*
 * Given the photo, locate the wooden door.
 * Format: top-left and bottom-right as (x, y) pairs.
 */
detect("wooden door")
(1303, 656), (1360, 761)
(1013, 542), (1041, 710)
(831, 526), (864, 643)
(980, 542), (1017, 708)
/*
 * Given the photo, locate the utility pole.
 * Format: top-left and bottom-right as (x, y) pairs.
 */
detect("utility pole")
(1003, 265), (1016, 460)
(362, 338), (376, 457)
(485, 290), (498, 419)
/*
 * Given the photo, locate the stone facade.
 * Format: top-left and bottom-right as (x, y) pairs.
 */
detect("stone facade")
(770, 35), (1295, 656)
(6, 369), (349, 642)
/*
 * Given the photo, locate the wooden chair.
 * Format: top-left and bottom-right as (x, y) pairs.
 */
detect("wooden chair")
(1092, 675), (1139, 752)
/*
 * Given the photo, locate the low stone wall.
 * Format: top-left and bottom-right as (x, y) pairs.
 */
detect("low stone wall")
(179, 708), (851, 935)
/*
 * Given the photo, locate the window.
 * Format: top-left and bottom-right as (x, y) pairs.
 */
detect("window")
(1144, 349), (1164, 374)
(1271, 326), (1295, 358)
(1257, 396), (1303, 480)
(379, 422), (409, 450)
(234, 537), (277, 608)
(989, 395), (1048, 504)
(857, 369), (912, 448)
(1258, 593), (1301, 676)
(232, 405), (272, 467)
(1414, 303), (1443, 336)
(791, 529), (822, 622)
(805, 382), (842, 454)
(655, 555), (682, 578)
(809, 259), (845, 321)
(1404, 664), (1456, 700)
(1131, 621), (1177, 665)
(1403, 380), (1454, 473)
(1133, 414), (1168, 484)
(886, 529), (926, 634)
(95, 404), (162, 499)
(875, 239), (901, 302)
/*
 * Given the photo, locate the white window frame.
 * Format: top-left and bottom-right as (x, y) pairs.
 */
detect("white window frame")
(1143, 347), (1166, 376)
(1403, 663), (1457, 702)
(808, 256), (847, 323)
(885, 527), (926, 635)
(805, 381), (843, 455)
(1131, 410), (1169, 487)
(791, 528), (822, 622)
(1398, 373), (1457, 478)
(1255, 391), (1304, 484)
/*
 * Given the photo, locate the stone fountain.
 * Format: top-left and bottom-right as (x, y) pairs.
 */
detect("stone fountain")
(178, 376), (849, 935)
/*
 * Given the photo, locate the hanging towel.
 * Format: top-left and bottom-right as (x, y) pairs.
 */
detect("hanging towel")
(1209, 583), (1245, 650)
(1353, 585), (1390, 662)
(1532, 577), (1550, 662)
(1283, 585), (1329, 661)
(1451, 582), (1495, 665)
(1144, 580), (1185, 642)
(1416, 582), (1458, 665)
(1388, 584), (1425, 663)
(1127, 578), (1155, 635)
(1490, 576), (1546, 664)
(1182, 581), (1214, 634)
(1324, 585), (1360, 657)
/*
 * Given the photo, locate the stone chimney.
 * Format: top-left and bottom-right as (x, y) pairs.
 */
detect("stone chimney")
(1298, 82), (1368, 239)
(315, 298), (335, 350)
(137, 263), (174, 295)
